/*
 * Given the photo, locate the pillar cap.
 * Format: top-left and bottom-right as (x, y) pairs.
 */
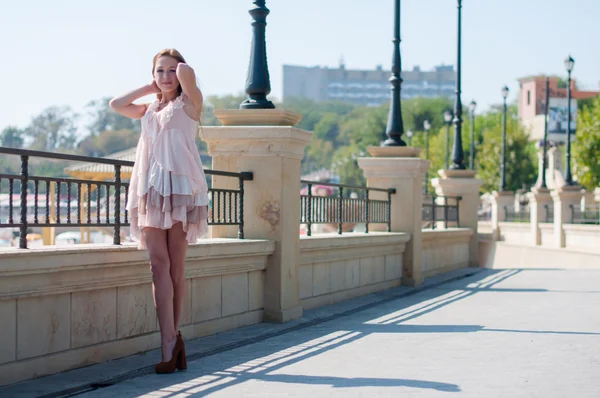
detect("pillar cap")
(438, 169), (477, 179)
(214, 109), (302, 126)
(366, 146), (421, 158)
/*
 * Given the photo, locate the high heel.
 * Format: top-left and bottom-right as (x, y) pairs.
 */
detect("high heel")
(176, 331), (187, 371)
(155, 337), (182, 374)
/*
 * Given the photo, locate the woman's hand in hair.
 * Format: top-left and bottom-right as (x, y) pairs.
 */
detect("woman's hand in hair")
(176, 63), (203, 111)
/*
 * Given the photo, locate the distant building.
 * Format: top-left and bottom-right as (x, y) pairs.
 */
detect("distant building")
(518, 75), (599, 142)
(283, 61), (456, 106)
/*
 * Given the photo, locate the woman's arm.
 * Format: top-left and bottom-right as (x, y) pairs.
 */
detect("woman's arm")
(176, 63), (203, 111)
(109, 83), (159, 119)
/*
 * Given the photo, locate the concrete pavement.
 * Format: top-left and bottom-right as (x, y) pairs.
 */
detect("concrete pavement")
(3, 266), (600, 397)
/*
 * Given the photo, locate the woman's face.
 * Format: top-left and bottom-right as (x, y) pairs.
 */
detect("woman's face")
(154, 56), (180, 93)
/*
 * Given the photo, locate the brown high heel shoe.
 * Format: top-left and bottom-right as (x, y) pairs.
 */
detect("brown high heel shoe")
(155, 336), (183, 374)
(176, 331), (187, 371)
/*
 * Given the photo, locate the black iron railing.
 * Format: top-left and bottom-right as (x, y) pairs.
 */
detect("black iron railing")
(569, 204), (600, 225)
(544, 204), (554, 223)
(0, 147), (253, 248)
(504, 206), (530, 223)
(299, 181), (395, 236)
(422, 195), (461, 229)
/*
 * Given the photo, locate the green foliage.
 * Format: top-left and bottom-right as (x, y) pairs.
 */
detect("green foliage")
(476, 105), (537, 192)
(0, 93), (540, 195)
(85, 98), (141, 135)
(573, 96), (600, 191)
(0, 126), (25, 148)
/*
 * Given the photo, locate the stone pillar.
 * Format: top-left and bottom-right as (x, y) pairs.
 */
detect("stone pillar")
(431, 170), (483, 267)
(580, 189), (595, 207)
(595, 187), (600, 203)
(202, 109), (312, 323)
(358, 147), (429, 286)
(490, 191), (514, 240)
(551, 186), (583, 248)
(527, 187), (552, 245)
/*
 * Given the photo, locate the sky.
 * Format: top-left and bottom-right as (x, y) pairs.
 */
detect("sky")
(1, 0), (598, 131)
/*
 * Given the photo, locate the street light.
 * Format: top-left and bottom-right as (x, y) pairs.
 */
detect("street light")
(564, 55), (575, 185)
(468, 100), (477, 170)
(443, 110), (453, 169)
(449, 0), (466, 170)
(541, 76), (550, 189)
(423, 120), (431, 194)
(500, 85), (509, 192)
(240, 0), (275, 109)
(382, 0), (406, 146)
(406, 130), (414, 146)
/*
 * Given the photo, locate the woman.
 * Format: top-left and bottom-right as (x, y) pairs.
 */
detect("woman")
(110, 48), (209, 374)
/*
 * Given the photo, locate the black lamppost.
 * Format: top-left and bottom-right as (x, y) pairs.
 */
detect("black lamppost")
(564, 55), (575, 185)
(449, 0), (465, 170)
(541, 76), (550, 188)
(443, 110), (453, 169)
(240, 0), (275, 109)
(469, 100), (477, 170)
(382, 0), (406, 146)
(423, 120), (431, 194)
(500, 85), (509, 192)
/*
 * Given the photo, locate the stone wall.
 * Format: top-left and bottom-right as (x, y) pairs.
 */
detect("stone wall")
(421, 229), (472, 278)
(299, 233), (409, 309)
(0, 239), (274, 386)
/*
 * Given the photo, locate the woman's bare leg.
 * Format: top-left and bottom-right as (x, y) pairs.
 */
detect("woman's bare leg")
(143, 227), (177, 361)
(166, 222), (188, 332)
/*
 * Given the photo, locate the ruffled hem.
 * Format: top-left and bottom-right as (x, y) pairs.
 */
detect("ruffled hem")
(128, 188), (209, 250)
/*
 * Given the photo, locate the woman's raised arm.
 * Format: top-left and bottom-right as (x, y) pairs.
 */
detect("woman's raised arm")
(109, 82), (159, 119)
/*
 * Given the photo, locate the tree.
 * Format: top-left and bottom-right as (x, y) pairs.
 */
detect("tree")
(85, 98), (141, 135)
(573, 96), (600, 191)
(0, 126), (25, 148)
(476, 105), (537, 193)
(24, 106), (79, 151)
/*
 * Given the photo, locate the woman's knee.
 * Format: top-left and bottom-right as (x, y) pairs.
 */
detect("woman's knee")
(149, 252), (171, 280)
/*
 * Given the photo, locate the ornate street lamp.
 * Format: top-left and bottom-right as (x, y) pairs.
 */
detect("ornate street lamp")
(382, 0), (406, 146)
(449, 0), (465, 170)
(423, 120), (431, 194)
(240, 0), (275, 109)
(500, 85), (509, 192)
(406, 130), (414, 146)
(468, 100), (477, 170)
(443, 110), (453, 169)
(564, 55), (575, 185)
(541, 77), (550, 188)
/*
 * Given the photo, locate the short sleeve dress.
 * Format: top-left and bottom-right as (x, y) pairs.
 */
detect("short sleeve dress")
(126, 93), (209, 249)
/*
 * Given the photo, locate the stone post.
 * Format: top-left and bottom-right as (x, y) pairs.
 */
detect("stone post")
(202, 109), (312, 323)
(527, 187), (552, 245)
(595, 187), (600, 203)
(432, 170), (483, 267)
(551, 186), (583, 248)
(490, 191), (514, 240)
(358, 147), (429, 286)
(580, 189), (595, 208)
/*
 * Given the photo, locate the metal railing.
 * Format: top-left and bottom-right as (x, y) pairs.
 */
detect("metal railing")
(299, 181), (395, 236)
(504, 206), (530, 223)
(422, 195), (461, 229)
(0, 147), (253, 248)
(569, 204), (600, 225)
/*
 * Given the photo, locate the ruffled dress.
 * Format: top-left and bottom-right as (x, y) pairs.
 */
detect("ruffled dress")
(126, 93), (209, 249)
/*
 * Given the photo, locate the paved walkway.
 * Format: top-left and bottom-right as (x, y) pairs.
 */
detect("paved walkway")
(6, 266), (600, 397)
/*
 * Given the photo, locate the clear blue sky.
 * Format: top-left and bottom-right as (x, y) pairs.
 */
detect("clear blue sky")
(1, 0), (598, 130)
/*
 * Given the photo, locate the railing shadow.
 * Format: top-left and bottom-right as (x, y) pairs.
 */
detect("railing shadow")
(88, 267), (597, 397)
